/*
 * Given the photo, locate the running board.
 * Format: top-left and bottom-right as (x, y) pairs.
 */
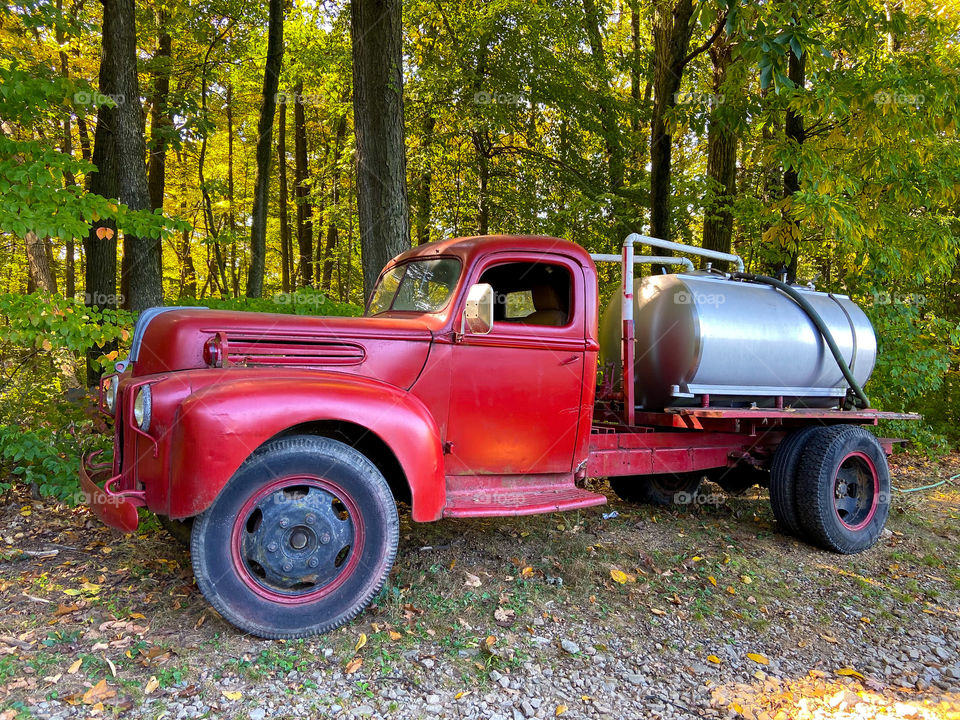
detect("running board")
(442, 474), (607, 518)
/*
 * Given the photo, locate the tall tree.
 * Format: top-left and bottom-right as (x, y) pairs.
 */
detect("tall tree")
(277, 103), (292, 293)
(702, 29), (737, 268)
(246, 0), (285, 298)
(146, 11), (171, 214)
(779, 43), (805, 280)
(103, 0), (161, 312)
(351, 0), (411, 299)
(293, 81), (313, 287)
(321, 112), (348, 289)
(649, 0), (723, 242)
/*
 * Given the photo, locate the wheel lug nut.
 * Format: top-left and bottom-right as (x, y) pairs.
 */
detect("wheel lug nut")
(305, 513), (316, 524)
(308, 558), (319, 568)
(267, 542), (278, 552)
(283, 562), (293, 572)
(320, 533), (331, 545)
(279, 518), (289, 528)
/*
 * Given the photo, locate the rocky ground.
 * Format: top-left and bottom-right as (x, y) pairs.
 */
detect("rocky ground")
(1, 453), (959, 720)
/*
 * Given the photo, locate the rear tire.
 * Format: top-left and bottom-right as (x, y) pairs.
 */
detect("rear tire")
(710, 465), (769, 495)
(795, 426), (890, 554)
(769, 426), (821, 537)
(610, 473), (702, 507)
(191, 435), (399, 639)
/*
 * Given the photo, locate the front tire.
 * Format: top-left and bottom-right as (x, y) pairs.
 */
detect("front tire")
(795, 426), (890, 554)
(191, 435), (399, 638)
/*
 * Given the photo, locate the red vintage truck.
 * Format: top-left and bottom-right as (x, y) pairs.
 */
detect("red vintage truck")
(81, 233), (915, 638)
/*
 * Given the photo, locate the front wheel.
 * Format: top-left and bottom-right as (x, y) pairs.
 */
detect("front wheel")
(795, 426), (890, 554)
(191, 435), (399, 639)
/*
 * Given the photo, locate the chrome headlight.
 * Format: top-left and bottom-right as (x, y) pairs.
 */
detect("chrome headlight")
(105, 376), (119, 414)
(133, 386), (152, 431)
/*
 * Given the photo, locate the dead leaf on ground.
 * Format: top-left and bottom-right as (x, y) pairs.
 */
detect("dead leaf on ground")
(82, 678), (115, 705)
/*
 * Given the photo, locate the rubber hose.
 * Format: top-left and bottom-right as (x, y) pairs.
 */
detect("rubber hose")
(731, 272), (870, 409)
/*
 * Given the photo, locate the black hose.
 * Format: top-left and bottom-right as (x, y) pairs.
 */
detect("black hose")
(731, 272), (870, 409)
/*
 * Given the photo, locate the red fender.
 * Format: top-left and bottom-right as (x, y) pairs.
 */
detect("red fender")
(167, 372), (445, 521)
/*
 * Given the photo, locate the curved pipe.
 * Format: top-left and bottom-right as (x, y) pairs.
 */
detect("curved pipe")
(731, 272), (870, 409)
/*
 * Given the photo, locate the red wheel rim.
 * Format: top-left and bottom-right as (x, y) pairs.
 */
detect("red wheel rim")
(230, 475), (365, 604)
(833, 451), (880, 531)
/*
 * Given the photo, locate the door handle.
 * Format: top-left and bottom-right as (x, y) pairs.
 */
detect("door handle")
(560, 355), (579, 366)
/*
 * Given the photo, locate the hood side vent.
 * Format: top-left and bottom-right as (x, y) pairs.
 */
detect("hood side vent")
(224, 334), (365, 368)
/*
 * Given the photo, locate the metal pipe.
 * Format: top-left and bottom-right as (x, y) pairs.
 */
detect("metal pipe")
(589, 253), (695, 272)
(731, 272), (870, 409)
(624, 233), (745, 272)
(621, 243), (635, 425)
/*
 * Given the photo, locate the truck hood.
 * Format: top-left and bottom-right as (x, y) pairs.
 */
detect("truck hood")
(129, 308), (434, 390)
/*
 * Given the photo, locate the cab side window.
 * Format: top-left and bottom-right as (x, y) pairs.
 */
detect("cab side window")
(478, 262), (572, 327)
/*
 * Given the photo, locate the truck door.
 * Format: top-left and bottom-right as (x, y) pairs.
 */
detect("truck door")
(445, 254), (588, 476)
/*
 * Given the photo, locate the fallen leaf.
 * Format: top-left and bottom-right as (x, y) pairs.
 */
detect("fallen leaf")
(82, 679), (115, 705)
(222, 690), (242, 701)
(54, 604), (79, 617)
(68, 658), (83, 674)
(144, 676), (159, 695)
(494, 607), (515, 625)
(707, 655), (722, 664)
(746, 653), (769, 665)
(104, 656), (116, 677)
(355, 633), (367, 653)
(650, 608), (666, 616)
(345, 657), (362, 674)
(726, 586), (736, 595)
(610, 569), (628, 584)
(389, 631), (402, 641)
(555, 705), (568, 716)
(520, 567), (534, 578)
(836, 667), (864, 679)
(464, 572), (482, 588)
(740, 575), (752, 584)
(708, 576), (717, 587)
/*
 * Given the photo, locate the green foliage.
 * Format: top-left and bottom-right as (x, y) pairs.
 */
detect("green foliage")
(174, 287), (363, 317)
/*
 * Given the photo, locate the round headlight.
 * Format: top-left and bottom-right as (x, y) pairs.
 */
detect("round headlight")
(133, 387), (151, 431)
(105, 376), (119, 414)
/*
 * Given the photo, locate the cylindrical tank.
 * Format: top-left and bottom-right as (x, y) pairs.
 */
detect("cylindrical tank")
(599, 272), (877, 409)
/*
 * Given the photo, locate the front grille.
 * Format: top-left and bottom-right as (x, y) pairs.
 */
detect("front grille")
(224, 334), (365, 368)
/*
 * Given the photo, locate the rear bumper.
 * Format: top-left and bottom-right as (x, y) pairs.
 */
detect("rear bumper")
(80, 451), (143, 533)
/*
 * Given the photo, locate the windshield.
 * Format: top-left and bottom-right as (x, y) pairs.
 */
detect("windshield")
(367, 258), (462, 315)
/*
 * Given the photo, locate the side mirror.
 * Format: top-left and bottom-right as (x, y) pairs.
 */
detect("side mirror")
(462, 283), (494, 335)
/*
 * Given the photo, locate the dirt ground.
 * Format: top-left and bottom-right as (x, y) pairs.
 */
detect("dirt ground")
(1, 453), (959, 720)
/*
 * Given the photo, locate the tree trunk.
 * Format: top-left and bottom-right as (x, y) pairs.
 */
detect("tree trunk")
(414, 114), (435, 246)
(293, 80), (313, 287)
(649, 0), (698, 243)
(780, 45), (806, 280)
(246, 0), (284, 298)
(474, 132), (490, 235)
(93, 0), (161, 313)
(56, 0), (76, 298)
(277, 103), (292, 293)
(351, 0), (411, 300)
(702, 32), (737, 269)
(321, 112), (348, 290)
(582, 0), (625, 193)
(147, 14), (171, 213)
(26, 231), (58, 294)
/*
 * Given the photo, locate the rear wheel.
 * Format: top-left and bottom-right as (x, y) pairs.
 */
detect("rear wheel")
(609, 472), (703, 506)
(769, 426), (821, 536)
(191, 435), (399, 638)
(795, 426), (890, 554)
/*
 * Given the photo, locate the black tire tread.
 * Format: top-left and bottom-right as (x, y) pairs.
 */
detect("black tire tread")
(794, 426), (890, 554)
(191, 434), (399, 639)
(769, 426), (828, 537)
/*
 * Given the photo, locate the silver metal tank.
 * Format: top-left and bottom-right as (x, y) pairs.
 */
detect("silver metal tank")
(599, 272), (877, 409)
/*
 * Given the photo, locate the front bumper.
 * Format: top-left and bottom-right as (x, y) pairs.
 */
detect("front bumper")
(80, 452), (144, 533)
